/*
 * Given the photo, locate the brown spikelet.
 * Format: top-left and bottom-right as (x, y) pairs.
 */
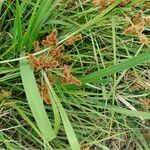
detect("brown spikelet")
(40, 85), (51, 104)
(124, 11), (149, 44)
(62, 65), (82, 86)
(42, 40), (50, 46)
(0, 89), (12, 99)
(65, 34), (82, 46)
(46, 60), (59, 68)
(93, 0), (130, 11)
(38, 55), (47, 69)
(139, 98), (150, 110)
(144, 17), (150, 25)
(34, 41), (40, 52)
(42, 29), (58, 46)
(92, 0), (102, 6)
(50, 45), (64, 58)
(63, 64), (71, 77)
(119, 0), (131, 7)
(51, 28), (58, 36)
(25, 52), (42, 71)
(68, 75), (82, 86)
(124, 25), (137, 35)
(131, 12), (144, 27)
(49, 45), (70, 62)
(125, 70), (136, 80)
(137, 33), (149, 45)
(93, 0), (115, 11)
(124, 12), (145, 35)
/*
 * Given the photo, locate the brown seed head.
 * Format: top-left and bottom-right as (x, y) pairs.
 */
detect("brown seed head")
(40, 85), (51, 104)
(62, 65), (82, 86)
(65, 34), (82, 46)
(0, 89), (12, 99)
(42, 29), (58, 46)
(34, 41), (40, 52)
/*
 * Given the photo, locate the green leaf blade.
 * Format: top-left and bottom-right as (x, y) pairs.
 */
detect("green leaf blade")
(81, 51), (150, 83)
(43, 72), (80, 150)
(20, 56), (55, 141)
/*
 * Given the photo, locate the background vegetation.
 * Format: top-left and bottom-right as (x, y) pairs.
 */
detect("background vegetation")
(0, 0), (150, 149)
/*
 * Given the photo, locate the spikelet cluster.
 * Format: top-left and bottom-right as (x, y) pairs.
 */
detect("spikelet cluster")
(92, 0), (130, 11)
(26, 29), (82, 104)
(42, 29), (58, 46)
(62, 65), (82, 86)
(40, 85), (51, 104)
(65, 34), (82, 46)
(25, 53), (58, 71)
(124, 12), (150, 44)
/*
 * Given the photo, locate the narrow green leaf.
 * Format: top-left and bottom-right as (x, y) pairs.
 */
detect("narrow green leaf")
(88, 102), (150, 119)
(43, 72), (80, 150)
(81, 51), (150, 83)
(0, 72), (20, 82)
(24, 0), (63, 48)
(43, 72), (61, 134)
(108, 105), (150, 119)
(12, 0), (23, 51)
(20, 55), (55, 141)
(13, 105), (42, 138)
(0, 132), (14, 150)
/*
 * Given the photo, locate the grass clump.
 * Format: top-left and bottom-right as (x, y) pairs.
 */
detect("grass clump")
(0, 0), (150, 149)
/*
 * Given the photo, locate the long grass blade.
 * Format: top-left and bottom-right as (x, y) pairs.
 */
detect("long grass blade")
(81, 51), (150, 83)
(20, 54), (55, 141)
(88, 102), (150, 119)
(43, 72), (80, 150)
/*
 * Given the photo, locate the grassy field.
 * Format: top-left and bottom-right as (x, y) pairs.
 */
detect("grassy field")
(0, 0), (150, 149)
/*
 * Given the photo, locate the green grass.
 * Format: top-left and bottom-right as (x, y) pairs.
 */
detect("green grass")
(0, 0), (150, 149)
